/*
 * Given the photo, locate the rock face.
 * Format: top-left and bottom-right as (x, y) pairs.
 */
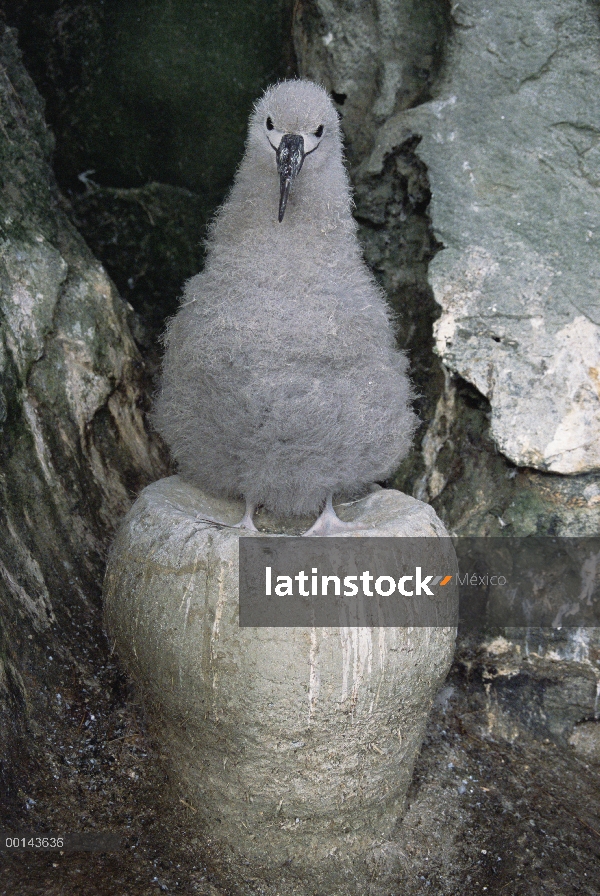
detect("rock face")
(104, 476), (457, 894)
(0, 27), (165, 776)
(293, 0), (449, 161)
(386, 0), (600, 475)
(569, 721), (600, 764)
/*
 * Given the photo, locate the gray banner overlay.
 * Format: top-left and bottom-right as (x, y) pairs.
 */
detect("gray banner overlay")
(239, 537), (600, 628)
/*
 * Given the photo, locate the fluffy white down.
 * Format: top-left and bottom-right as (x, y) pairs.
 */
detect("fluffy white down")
(154, 80), (417, 517)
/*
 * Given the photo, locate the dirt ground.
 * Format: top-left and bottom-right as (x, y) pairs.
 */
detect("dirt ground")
(1, 603), (599, 896)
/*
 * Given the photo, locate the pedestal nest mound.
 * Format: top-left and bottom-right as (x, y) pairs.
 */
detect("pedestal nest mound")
(103, 476), (457, 895)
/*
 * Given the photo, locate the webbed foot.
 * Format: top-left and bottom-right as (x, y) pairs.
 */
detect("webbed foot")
(303, 495), (364, 536)
(233, 501), (258, 531)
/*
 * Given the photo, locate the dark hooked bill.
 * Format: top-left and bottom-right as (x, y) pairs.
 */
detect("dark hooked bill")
(276, 134), (305, 222)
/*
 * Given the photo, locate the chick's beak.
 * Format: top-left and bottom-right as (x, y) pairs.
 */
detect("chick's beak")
(276, 134), (305, 223)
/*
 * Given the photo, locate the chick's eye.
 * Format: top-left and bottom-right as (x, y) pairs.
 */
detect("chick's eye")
(266, 116), (274, 131)
(314, 125), (324, 138)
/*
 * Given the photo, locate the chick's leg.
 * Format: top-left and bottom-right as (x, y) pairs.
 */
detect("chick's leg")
(303, 494), (363, 537)
(234, 500), (258, 531)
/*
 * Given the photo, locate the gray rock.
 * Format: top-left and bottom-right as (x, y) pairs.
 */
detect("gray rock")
(104, 475), (457, 894)
(293, 0), (449, 160)
(0, 27), (165, 754)
(378, 0), (600, 474)
(467, 632), (600, 745)
(569, 720), (600, 764)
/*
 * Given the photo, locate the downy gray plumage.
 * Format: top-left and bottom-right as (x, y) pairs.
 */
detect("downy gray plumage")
(154, 80), (416, 532)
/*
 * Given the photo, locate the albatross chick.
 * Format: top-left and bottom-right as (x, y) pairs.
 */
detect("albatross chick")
(154, 80), (417, 535)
